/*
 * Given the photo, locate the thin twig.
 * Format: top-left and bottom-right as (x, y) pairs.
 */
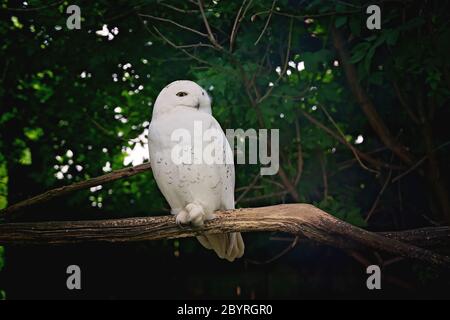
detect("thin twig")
(318, 152), (328, 200)
(197, 0), (223, 49)
(257, 17), (294, 104)
(235, 185), (265, 192)
(254, 0), (276, 45)
(230, 0), (247, 52)
(159, 3), (199, 13)
(151, 26), (211, 65)
(262, 177), (285, 190)
(300, 110), (398, 171)
(251, 8), (359, 20)
(294, 118), (304, 186)
(88, 116), (140, 144)
(392, 141), (450, 183)
(235, 173), (260, 205)
(318, 104), (379, 174)
(138, 13), (208, 37)
(365, 169), (393, 222)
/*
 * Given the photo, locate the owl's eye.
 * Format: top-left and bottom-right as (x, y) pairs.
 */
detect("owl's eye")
(176, 91), (188, 97)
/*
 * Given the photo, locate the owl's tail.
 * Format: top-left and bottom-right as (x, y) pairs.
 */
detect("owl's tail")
(196, 233), (245, 262)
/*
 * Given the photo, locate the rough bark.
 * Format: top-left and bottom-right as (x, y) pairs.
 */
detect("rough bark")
(0, 204), (449, 267)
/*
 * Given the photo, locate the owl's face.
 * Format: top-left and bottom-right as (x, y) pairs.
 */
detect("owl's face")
(153, 80), (211, 117)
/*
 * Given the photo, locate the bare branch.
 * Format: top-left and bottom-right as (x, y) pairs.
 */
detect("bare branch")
(159, 3), (199, 14)
(230, 0), (252, 52)
(318, 152), (328, 200)
(138, 13), (208, 38)
(392, 141), (450, 183)
(152, 26), (212, 65)
(299, 110), (400, 171)
(251, 8), (359, 20)
(197, 0), (223, 49)
(235, 173), (260, 205)
(318, 104), (379, 174)
(365, 169), (393, 222)
(331, 26), (414, 166)
(0, 163), (153, 220)
(254, 0), (276, 45)
(257, 17), (294, 104)
(294, 118), (304, 186)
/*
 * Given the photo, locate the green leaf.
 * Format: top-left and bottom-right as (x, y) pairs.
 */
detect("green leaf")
(349, 42), (370, 63)
(363, 34), (386, 73)
(335, 16), (347, 28)
(24, 127), (44, 141)
(19, 148), (32, 165)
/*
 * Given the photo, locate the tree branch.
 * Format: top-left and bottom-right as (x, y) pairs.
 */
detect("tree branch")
(257, 17), (294, 104)
(197, 0), (223, 49)
(0, 163), (153, 220)
(229, 0), (254, 52)
(330, 26), (414, 166)
(300, 110), (402, 171)
(0, 204), (449, 267)
(293, 117), (304, 186)
(138, 13), (208, 38)
(254, 0), (276, 45)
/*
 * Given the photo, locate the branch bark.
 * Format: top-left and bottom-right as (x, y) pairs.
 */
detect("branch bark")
(0, 163), (153, 220)
(0, 204), (449, 267)
(330, 26), (414, 166)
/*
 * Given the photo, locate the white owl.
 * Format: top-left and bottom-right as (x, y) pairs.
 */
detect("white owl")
(148, 80), (244, 262)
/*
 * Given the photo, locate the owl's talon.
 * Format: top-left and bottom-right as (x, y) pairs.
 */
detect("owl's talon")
(185, 203), (206, 227)
(175, 210), (189, 226)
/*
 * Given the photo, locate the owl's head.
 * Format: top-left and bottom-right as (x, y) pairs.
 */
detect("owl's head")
(152, 80), (211, 117)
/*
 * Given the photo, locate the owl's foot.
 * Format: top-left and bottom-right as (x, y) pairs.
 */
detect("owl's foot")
(175, 209), (189, 225)
(185, 203), (206, 227)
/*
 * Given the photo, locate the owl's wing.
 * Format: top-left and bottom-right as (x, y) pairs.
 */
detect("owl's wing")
(210, 118), (235, 211)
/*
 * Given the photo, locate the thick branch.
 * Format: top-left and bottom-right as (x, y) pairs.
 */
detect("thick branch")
(331, 26), (414, 166)
(0, 204), (448, 267)
(0, 163), (152, 220)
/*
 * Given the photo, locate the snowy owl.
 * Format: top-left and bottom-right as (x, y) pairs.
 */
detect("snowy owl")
(148, 80), (244, 262)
